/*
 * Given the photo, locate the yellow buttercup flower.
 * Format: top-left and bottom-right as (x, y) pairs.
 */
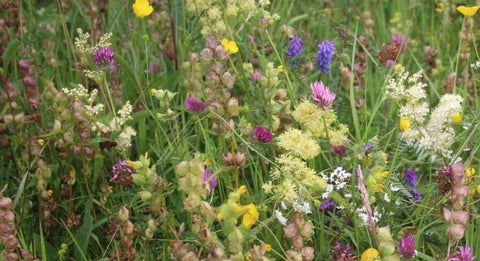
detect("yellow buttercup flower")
(47, 189), (53, 197)
(399, 118), (411, 131)
(277, 65), (284, 73)
(133, 0), (153, 18)
(360, 248), (380, 261)
(221, 39), (239, 54)
(457, 5), (480, 17)
(237, 185), (247, 195)
(37, 139), (45, 146)
(466, 167), (476, 177)
(242, 203), (259, 229)
(452, 112), (462, 124)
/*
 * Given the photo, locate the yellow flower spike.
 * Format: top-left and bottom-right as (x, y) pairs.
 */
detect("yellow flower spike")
(217, 212), (224, 221)
(360, 248), (380, 261)
(108, 186), (113, 194)
(133, 0), (153, 18)
(221, 39), (239, 54)
(457, 5), (480, 17)
(380, 171), (388, 179)
(242, 204), (259, 229)
(204, 159), (212, 166)
(37, 139), (45, 146)
(277, 65), (284, 73)
(237, 185), (247, 194)
(452, 112), (462, 124)
(399, 117), (411, 131)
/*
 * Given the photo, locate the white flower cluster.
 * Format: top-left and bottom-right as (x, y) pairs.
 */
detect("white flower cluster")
(471, 60), (480, 69)
(321, 167), (352, 199)
(386, 70), (463, 156)
(293, 200), (312, 214)
(357, 205), (382, 225)
(386, 70), (429, 124)
(74, 28), (112, 55)
(62, 85), (104, 118)
(418, 94), (463, 155)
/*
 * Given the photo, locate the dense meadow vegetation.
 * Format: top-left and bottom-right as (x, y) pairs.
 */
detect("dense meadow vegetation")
(1, 0), (480, 260)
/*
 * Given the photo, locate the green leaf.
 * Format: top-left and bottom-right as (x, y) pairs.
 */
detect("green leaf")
(74, 202), (92, 260)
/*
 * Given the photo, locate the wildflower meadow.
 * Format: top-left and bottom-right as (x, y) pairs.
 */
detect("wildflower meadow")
(1, 0), (480, 260)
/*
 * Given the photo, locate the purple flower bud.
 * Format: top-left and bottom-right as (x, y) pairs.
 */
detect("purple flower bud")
(404, 168), (418, 188)
(202, 168), (217, 191)
(254, 126), (272, 143)
(318, 199), (336, 212)
(447, 244), (475, 261)
(93, 46), (115, 67)
(184, 96), (205, 112)
(310, 81), (335, 109)
(316, 40), (335, 74)
(362, 142), (372, 153)
(331, 145), (346, 157)
(410, 188), (422, 202)
(397, 234), (416, 258)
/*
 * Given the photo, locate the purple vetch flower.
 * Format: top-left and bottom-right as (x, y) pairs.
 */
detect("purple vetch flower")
(253, 126), (272, 143)
(286, 36), (303, 66)
(184, 96), (205, 112)
(316, 40), (335, 74)
(447, 245), (475, 261)
(331, 145), (346, 157)
(392, 34), (408, 52)
(202, 168), (217, 191)
(310, 81), (336, 109)
(93, 46), (115, 67)
(397, 234), (416, 258)
(362, 142), (372, 153)
(404, 168), (418, 188)
(111, 159), (135, 185)
(410, 188), (423, 202)
(318, 199), (336, 212)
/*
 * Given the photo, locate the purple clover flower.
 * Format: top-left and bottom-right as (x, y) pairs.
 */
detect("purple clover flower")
(254, 126), (272, 143)
(318, 199), (336, 212)
(310, 81), (336, 109)
(404, 168), (418, 188)
(286, 36), (303, 67)
(202, 168), (217, 191)
(93, 46), (115, 67)
(316, 40), (335, 74)
(111, 159), (135, 184)
(447, 245), (475, 261)
(397, 234), (416, 258)
(184, 96), (205, 112)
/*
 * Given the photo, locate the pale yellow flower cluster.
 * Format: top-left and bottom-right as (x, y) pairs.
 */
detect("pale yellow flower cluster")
(292, 101), (348, 146)
(277, 128), (320, 160)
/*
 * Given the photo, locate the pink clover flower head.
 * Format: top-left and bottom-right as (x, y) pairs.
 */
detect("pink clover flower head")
(254, 126), (272, 143)
(397, 234), (416, 258)
(392, 34), (408, 52)
(310, 81), (336, 109)
(184, 96), (205, 112)
(447, 244), (475, 261)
